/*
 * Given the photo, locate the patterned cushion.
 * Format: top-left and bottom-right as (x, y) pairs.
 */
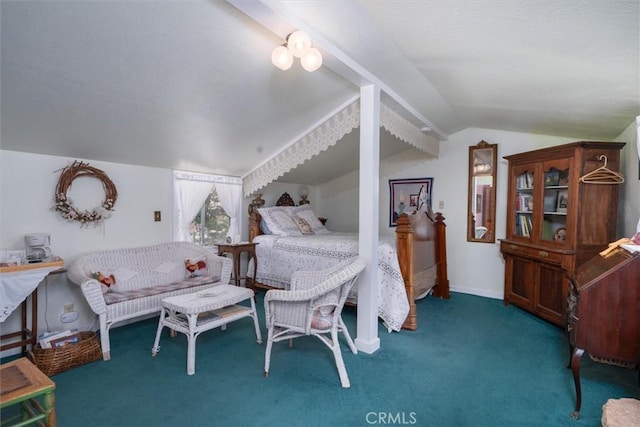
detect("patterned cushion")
(292, 216), (314, 235)
(257, 207), (303, 237)
(291, 206), (330, 234)
(310, 307), (334, 330)
(103, 275), (220, 305)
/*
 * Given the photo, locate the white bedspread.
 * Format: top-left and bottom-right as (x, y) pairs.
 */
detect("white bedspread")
(249, 232), (409, 331)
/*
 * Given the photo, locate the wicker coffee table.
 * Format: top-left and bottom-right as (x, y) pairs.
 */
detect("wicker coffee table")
(151, 284), (262, 375)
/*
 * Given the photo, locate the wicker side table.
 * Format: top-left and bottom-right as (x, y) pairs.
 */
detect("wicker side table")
(0, 357), (56, 426)
(151, 284), (262, 375)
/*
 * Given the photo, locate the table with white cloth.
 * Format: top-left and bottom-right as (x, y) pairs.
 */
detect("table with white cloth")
(0, 259), (65, 354)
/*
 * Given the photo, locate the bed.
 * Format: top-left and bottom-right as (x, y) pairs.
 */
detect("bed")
(246, 192), (449, 331)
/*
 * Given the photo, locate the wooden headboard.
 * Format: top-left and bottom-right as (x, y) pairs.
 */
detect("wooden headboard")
(248, 192), (297, 242)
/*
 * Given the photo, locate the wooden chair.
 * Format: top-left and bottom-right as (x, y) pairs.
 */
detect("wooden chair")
(263, 256), (367, 388)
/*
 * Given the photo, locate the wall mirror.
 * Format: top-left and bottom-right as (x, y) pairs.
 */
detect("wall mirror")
(467, 140), (497, 243)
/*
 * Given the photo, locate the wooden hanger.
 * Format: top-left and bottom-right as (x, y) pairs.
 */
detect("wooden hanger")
(579, 155), (624, 185)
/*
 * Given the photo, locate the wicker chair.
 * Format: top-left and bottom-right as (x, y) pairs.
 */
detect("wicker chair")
(263, 256), (367, 388)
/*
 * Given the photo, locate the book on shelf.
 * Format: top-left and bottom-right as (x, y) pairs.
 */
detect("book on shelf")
(517, 173), (534, 189)
(516, 193), (534, 212)
(517, 214), (533, 237)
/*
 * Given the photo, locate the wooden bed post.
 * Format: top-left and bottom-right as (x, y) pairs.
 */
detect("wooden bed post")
(396, 213), (417, 330)
(248, 194), (265, 243)
(431, 212), (450, 299)
(249, 211), (261, 243)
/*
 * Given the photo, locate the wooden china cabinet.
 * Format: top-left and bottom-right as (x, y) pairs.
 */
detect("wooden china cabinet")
(500, 141), (625, 327)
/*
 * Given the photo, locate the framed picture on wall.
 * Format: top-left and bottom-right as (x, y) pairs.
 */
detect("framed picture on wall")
(389, 177), (433, 227)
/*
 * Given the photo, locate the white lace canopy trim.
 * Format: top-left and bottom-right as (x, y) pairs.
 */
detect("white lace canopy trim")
(242, 99), (439, 197)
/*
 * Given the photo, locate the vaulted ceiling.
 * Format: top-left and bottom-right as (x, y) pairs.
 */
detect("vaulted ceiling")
(1, 1), (638, 185)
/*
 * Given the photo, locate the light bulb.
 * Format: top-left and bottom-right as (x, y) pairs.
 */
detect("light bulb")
(287, 31), (311, 58)
(271, 45), (293, 70)
(300, 47), (322, 72)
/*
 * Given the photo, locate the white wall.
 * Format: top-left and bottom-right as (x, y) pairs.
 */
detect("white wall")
(1, 150), (173, 357)
(615, 121), (640, 235)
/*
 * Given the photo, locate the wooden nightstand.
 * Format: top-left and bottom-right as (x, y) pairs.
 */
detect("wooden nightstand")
(217, 242), (258, 287)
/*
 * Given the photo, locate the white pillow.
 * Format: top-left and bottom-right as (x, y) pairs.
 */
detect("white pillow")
(291, 205), (330, 235)
(257, 207), (303, 237)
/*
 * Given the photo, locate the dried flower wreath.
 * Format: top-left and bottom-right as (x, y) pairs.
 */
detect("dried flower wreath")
(53, 161), (118, 226)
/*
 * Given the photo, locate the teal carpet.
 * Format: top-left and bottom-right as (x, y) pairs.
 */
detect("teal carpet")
(4, 292), (639, 426)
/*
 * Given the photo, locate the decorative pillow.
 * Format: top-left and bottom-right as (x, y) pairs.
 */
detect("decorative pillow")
(92, 271), (116, 293)
(185, 258), (208, 277)
(292, 216), (314, 235)
(291, 206), (330, 235)
(311, 306), (334, 330)
(260, 219), (272, 235)
(257, 207), (303, 237)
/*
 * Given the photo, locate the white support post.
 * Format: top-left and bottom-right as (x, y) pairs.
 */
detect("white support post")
(355, 84), (381, 354)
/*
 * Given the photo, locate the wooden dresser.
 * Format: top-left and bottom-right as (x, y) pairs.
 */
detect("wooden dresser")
(567, 247), (640, 419)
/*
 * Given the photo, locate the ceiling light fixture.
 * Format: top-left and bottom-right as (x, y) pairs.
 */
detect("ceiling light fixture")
(271, 31), (323, 72)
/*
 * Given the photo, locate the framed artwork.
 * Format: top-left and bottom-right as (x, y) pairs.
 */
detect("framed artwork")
(544, 171), (560, 187)
(556, 189), (568, 213)
(543, 193), (557, 212)
(389, 177), (433, 227)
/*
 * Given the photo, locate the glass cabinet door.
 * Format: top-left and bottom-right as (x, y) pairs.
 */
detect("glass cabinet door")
(513, 167), (535, 238)
(541, 161), (570, 243)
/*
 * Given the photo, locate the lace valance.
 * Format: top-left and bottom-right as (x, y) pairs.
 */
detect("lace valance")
(242, 99), (439, 197)
(174, 170), (241, 185)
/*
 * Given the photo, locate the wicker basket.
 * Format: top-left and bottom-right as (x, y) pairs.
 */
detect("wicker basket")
(28, 331), (102, 376)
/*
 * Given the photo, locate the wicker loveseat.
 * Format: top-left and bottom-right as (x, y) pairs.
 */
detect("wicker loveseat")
(67, 242), (232, 361)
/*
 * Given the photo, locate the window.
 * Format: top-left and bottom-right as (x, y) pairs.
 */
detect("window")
(173, 170), (243, 244)
(191, 187), (229, 246)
